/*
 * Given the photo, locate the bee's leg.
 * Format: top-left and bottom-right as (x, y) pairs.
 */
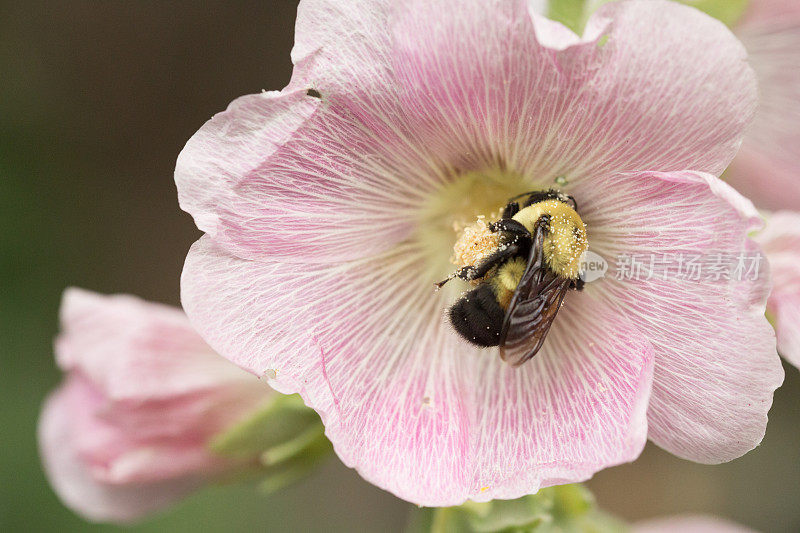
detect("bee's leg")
(455, 243), (522, 281)
(501, 201), (520, 219)
(571, 278), (585, 291)
(565, 195), (578, 211)
(435, 242), (523, 288)
(489, 218), (529, 236)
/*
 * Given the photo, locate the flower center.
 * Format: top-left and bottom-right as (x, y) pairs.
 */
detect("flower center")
(418, 168), (530, 278)
(419, 169), (588, 286)
(450, 198), (588, 280)
(429, 181), (588, 359)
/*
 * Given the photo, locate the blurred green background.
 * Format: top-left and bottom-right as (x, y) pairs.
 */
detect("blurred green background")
(1, 1), (798, 531)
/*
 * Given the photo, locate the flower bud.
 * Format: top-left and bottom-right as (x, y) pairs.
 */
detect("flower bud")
(39, 289), (328, 523)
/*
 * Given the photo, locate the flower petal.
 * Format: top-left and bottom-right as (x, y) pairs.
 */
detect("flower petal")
(57, 288), (252, 400)
(176, 0), (435, 264)
(182, 236), (653, 505)
(467, 293), (654, 503)
(755, 211), (800, 368)
(391, 0), (756, 181)
(582, 170), (784, 463)
(65, 374), (229, 485)
(177, 0), (757, 266)
(174, 90), (435, 264)
(39, 381), (203, 523)
(181, 237), (333, 384)
(291, 0), (393, 94)
(726, 1), (800, 210)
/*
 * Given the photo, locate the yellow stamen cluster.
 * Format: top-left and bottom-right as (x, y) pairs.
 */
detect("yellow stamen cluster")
(451, 216), (500, 268)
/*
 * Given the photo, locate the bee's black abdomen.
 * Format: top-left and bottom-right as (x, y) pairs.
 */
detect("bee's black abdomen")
(449, 284), (505, 347)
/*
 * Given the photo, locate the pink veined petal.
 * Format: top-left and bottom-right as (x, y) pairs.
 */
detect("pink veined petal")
(755, 211), (800, 368)
(176, 0), (757, 267)
(175, 87), (429, 265)
(390, 0), (756, 183)
(726, 0), (800, 210)
(466, 293), (654, 502)
(579, 170), (783, 464)
(57, 288), (253, 400)
(176, 0), (437, 264)
(634, 515), (757, 533)
(38, 381), (204, 524)
(99, 385), (268, 445)
(182, 236), (653, 506)
(291, 0), (393, 95)
(65, 374), (233, 485)
(174, 90), (433, 266)
(181, 237), (333, 386)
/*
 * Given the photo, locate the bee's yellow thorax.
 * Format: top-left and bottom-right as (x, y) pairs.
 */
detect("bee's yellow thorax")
(512, 200), (587, 279)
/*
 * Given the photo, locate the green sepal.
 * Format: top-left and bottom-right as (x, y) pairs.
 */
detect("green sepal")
(209, 393), (332, 493)
(210, 393), (322, 460)
(258, 429), (333, 494)
(411, 484), (629, 533)
(547, 0), (589, 34)
(675, 0), (750, 28)
(551, 0), (750, 35)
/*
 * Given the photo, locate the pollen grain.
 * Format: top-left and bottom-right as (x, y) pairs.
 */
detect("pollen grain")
(451, 216), (501, 269)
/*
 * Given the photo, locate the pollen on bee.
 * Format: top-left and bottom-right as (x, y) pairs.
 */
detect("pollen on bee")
(544, 210), (589, 279)
(451, 216), (501, 268)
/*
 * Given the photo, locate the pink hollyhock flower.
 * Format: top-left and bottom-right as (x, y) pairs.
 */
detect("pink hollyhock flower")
(726, 0), (800, 210)
(754, 211), (800, 368)
(635, 515), (757, 533)
(176, 0), (783, 506)
(39, 289), (271, 523)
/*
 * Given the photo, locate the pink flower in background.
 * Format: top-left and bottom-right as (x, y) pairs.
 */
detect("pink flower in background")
(635, 515), (757, 533)
(39, 289), (271, 523)
(176, 0), (782, 506)
(726, 0), (800, 210)
(755, 211), (800, 368)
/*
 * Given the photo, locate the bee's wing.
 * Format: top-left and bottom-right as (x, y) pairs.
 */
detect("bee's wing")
(499, 222), (571, 367)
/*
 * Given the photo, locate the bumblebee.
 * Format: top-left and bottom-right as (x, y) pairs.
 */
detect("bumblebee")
(437, 190), (588, 366)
